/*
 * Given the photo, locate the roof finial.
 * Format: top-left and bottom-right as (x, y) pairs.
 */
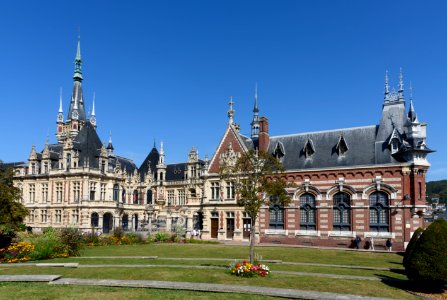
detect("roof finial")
(73, 35), (83, 81)
(228, 96), (235, 125)
(254, 83), (259, 113)
(92, 92), (96, 116)
(398, 68), (404, 100)
(384, 70), (390, 96)
(153, 138), (156, 149)
(408, 81), (418, 123)
(109, 131), (112, 144)
(59, 87), (63, 113)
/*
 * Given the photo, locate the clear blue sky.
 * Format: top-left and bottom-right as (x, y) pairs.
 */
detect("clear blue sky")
(1, 1), (446, 181)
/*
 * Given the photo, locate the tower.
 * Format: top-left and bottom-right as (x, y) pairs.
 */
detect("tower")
(56, 37), (92, 143)
(250, 84), (260, 147)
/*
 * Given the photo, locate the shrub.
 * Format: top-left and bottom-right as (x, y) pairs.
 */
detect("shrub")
(126, 232), (145, 244)
(58, 227), (83, 256)
(154, 231), (170, 242)
(112, 227), (125, 239)
(0, 225), (17, 249)
(174, 225), (186, 242)
(405, 218), (447, 287)
(82, 231), (99, 246)
(403, 227), (424, 269)
(27, 228), (62, 260)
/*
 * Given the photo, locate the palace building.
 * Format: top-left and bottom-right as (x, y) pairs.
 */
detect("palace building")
(12, 40), (432, 251)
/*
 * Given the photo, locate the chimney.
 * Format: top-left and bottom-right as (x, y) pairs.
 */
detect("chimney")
(258, 117), (269, 152)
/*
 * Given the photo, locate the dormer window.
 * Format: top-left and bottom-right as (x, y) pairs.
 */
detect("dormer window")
(391, 139), (399, 154)
(335, 135), (349, 156)
(303, 138), (315, 159)
(388, 128), (402, 155)
(273, 142), (285, 160)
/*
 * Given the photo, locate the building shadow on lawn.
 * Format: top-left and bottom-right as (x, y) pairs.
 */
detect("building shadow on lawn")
(376, 274), (446, 296)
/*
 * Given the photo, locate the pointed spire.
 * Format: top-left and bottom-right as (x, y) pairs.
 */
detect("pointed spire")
(251, 84), (260, 140)
(398, 68), (404, 101)
(59, 88), (63, 113)
(408, 81), (419, 123)
(227, 96), (235, 125)
(153, 138), (156, 149)
(106, 131), (114, 153)
(73, 36), (83, 81)
(91, 92), (96, 116)
(253, 83), (259, 113)
(160, 141), (164, 155)
(398, 68), (404, 91)
(384, 70), (390, 97)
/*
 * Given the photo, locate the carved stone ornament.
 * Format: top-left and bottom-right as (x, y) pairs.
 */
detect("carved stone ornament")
(219, 142), (239, 168)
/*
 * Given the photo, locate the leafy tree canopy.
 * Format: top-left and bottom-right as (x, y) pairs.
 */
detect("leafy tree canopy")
(0, 162), (28, 232)
(220, 149), (291, 263)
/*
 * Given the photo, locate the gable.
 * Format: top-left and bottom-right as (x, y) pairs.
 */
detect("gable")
(208, 125), (247, 174)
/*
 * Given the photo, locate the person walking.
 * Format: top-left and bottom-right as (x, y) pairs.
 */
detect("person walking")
(355, 236), (362, 249)
(386, 238), (392, 252)
(370, 237), (375, 251)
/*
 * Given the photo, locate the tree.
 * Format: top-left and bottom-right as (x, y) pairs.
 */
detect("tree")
(403, 227), (423, 270)
(220, 150), (291, 264)
(405, 218), (447, 288)
(0, 164), (29, 233)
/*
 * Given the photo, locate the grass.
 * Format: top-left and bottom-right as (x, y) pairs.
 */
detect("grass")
(0, 243), (417, 299)
(0, 282), (279, 299)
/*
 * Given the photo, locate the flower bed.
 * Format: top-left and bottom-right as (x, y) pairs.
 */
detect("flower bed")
(229, 260), (270, 277)
(0, 241), (34, 263)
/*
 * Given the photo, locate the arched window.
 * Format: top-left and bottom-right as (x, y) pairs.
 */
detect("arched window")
(133, 190), (139, 204)
(333, 192), (351, 231)
(269, 196), (284, 229)
(369, 191), (389, 232)
(300, 193), (316, 230)
(122, 188), (126, 203)
(91, 212), (99, 227)
(147, 190), (153, 205)
(113, 184), (119, 201)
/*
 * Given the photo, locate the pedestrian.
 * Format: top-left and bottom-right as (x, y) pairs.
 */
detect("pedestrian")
(370, 237), (375, 251)
(192, 229), (197, 238)
(386, 238), (392, 252)
(355, 236), (361, 249)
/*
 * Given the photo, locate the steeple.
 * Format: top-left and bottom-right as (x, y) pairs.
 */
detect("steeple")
(251, 84), (260, 140)
(227, 96), (235, 125)
(67, 37), (86, 121)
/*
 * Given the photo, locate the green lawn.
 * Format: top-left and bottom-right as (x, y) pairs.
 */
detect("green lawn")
(0, 244), (416, 299)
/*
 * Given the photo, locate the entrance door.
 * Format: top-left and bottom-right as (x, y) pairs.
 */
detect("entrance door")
(103, 213), (113, 234)
(211, 218), (218, 238)
(122, 214), (128, 231)
(243, 218), (251, 239)
(226, 218), (235, 239)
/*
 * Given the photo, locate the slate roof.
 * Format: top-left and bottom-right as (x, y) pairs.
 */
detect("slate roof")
(166, 163), (188, 181)
(139, 147), (160, 181)
(72, 121), (102, 168)
(67, 81), (86, 121)
(268, 125), (379, 170)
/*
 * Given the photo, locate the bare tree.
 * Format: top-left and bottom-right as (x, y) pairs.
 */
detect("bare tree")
(220, 149), (291, 263)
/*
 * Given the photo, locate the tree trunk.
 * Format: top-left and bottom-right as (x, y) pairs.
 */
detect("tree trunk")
(250, 217), (256, 264)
